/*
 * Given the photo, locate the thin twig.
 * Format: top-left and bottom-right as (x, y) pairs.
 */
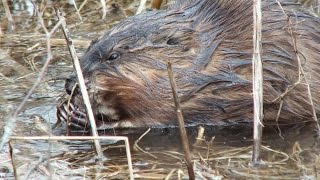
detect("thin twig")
(22, 156), (46, 180)
(206, 136), (215, 162)
(66, 82), (79, 135)
(167, 62), (195, 180)
(252, 0), (263, 166)
(9, 142), (18, 178)
(45, 38), (90, 48)
(71, 0), (83, 22)
(272, 81), (300, 103)
(133, 128), (157, 159)
(275, 0), (320, 134)
(79, 0), (89, 12)
(275, 100), (284, 139)
(136, 0), (148, 14)
(193, 126), (205, 146)
(0, 1), (61, 151)
(100, 0), (107, 19)
(2, 0), (14, 31)
(164, 169), (176, 180)
(198, 153), (208, 166)
(54, 8), (104, 160)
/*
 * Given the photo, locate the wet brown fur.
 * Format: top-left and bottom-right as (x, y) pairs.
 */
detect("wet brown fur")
(62, 0), (320, 129)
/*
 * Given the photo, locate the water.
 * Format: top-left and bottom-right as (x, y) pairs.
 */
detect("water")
(0, 0), (319, 179)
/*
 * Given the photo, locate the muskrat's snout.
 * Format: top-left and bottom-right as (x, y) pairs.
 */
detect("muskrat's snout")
(65, 76), (77, 95)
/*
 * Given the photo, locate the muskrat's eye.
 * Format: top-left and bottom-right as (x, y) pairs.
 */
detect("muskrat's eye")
(108, 52), (120, 61)
(167, 38), (179, 45)
(111, 3), (119, 8)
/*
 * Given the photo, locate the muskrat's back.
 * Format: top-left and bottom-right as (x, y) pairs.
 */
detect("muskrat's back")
(58, 0), (320, 130)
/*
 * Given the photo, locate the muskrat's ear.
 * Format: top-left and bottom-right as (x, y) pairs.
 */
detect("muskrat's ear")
(166, 29), (195, 47)
(150, 26), (195, 48)
(85, 38), (99, 53)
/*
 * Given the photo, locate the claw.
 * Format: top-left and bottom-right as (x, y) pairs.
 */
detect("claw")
(72, 108), (86, 118)
(71, 114), (88, 126)
(57, 99), (90, 130)
(68, 122), (88, 130)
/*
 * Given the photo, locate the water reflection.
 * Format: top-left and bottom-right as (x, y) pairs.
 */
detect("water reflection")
(12, 1), (34, 16)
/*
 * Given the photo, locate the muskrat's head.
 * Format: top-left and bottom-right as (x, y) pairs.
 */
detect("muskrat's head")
(65, 14), (197, 128)
(60, 2), (212, 129)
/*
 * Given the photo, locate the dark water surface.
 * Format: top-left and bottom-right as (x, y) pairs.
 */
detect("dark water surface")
(1, 0), (320, 179)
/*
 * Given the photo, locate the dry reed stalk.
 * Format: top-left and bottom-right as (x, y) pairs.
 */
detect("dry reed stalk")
(275, 0), (320, 134)
(2, 0), (14, 31)
(275, 100), (284, 139)
(0, 1), (62, 151)
(193, 126), (204, 146)
(0, 23), (3, 35)
(197, 153), (208, 165)
(45, 38), (90, 48)
(66, 82), (79, 135)
(55, 8), (135, 180)
(8, 143), (18, 178)
(1, 2), (62, 178)
(79, 0), (89, 12)
(71, 0), (83, 22)
(164, 169), (176, 180)
(167, 62), (195, 180)
(252, 0), (263, 166)
(100, 0), (107, 19)
(133, 128), (157, 159)
(22, 156), (46, 180)
(136, 0), (148, 14)
(206, 137), (215, 162)
(55, 8), (104, 160)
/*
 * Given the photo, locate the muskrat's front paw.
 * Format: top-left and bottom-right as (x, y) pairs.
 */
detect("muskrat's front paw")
(57, 100), (90, 130)
(68, 107), (89, 129)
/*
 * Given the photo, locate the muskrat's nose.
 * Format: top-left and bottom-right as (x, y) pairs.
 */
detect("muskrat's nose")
(65, 76), (77, 95)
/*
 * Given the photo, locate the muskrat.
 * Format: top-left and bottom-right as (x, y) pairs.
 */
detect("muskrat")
(57, 0), (320, 130)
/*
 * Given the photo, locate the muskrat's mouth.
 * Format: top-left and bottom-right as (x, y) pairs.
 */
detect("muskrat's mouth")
(56, 97), (120, 131)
